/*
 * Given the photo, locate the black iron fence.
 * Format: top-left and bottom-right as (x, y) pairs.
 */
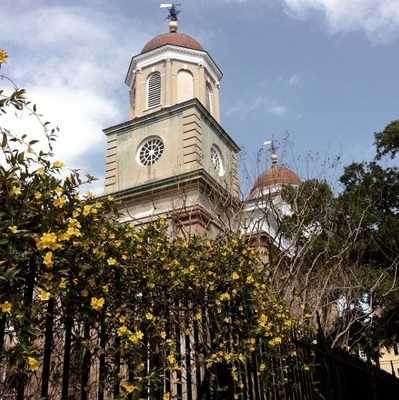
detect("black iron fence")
(271, 332), (399, 400)
(1, 320), (399, 400)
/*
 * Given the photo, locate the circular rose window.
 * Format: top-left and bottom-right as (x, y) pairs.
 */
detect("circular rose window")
(137, 137), (164, 166)
(211, 145), (224, 176)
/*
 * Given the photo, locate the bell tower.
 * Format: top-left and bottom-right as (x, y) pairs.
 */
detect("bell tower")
(103, 9), (240, 236)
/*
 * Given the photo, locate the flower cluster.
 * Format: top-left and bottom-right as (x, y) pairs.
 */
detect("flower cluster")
(0, 55), (298, 399)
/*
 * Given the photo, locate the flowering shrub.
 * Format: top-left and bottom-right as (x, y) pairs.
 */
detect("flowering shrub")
(0, 51), (297, 399)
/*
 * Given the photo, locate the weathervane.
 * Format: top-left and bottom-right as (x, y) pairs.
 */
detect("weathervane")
(264, 140), (279, 165)
(160, 3), (181, 22)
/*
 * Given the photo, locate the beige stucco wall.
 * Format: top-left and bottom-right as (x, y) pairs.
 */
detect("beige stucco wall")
(127, 47), (221, 123)
(104, 100), (238, 198)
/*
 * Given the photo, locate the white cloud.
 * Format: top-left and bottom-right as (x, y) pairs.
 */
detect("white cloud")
(0, 4), (149, 193)
(225, 96), (289, 119)
(282, 0), (399, 44)
(267, 105), (288, 115)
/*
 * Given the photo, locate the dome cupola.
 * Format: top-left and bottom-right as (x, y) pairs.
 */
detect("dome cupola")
(141, 22), (204, 53)
(247, 154), (300, 200)
(125, 17), (222, 122)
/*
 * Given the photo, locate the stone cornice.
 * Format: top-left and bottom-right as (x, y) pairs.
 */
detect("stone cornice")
(103, 99), (240, 154)
(125, 45), (223, 89)
(106, 168), (240, 209)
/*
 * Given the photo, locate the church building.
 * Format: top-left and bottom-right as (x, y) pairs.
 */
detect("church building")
(102, 7), (300, 239)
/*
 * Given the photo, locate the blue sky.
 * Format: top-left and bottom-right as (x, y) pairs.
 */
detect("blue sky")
(1, 0), (398, 195)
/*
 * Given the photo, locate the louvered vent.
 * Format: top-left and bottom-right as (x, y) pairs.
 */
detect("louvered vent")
(147, 73), (161, 108)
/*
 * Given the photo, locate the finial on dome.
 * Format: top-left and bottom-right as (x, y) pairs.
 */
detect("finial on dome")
(264, 139), (279, 167)
(169, 20), (179, 32)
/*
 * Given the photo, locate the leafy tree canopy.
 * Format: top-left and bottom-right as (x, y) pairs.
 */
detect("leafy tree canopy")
(374, 119), (399, 160)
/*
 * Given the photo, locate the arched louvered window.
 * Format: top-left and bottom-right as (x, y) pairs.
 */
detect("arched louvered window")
(205, 83), (212, 114)
(147, 72), (161, 108)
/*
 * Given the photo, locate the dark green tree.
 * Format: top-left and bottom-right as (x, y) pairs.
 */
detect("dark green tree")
(334, 120), (399, 353)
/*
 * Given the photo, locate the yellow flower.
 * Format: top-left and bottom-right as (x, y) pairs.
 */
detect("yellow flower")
(121, 381), (136, 393)
(34, 192), (42, 200)
(66, 227), (81, 238)
(27, 356), (39, 371)
(259, 363), (266, 372)
(136, 330), (144, 340)
(167, 354), (176, 364)
(1, 301), (12, 313)
(117, 326), (128, 336)
(160, 331), (167, 339)
(53, 161), (65, 168)
(38, 290), (51, 301)
(193, 312), (202, 321)
(8, 225), (18, 234)
(258, 314), (268, 325)
(246, 275), (254, 284)
(36, 232), (60, 251)
(268, 336), (282, 346)
(129, 333), (140, 344)
(59, 281), (67, 289)
(36, 167), (45, 175)
(107, 257), (117, 266)
(11, 186), (21, 196)
(163, 392), (172, 400)
(91, 297), (105, 311)
(0, 49), (8, 64)
(53, 197), (66, 208)
(68, 218), (80, 228)
(145, 312), (154, 320)
(232, 272), (239, 280)
(220, 293), (230, 301)
(83, 205), (92, 216)
(43, 252), (53, 268)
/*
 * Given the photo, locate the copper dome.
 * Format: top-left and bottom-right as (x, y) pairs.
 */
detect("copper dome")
(141, 32), (204, 53)
(248, 166), (300, 199)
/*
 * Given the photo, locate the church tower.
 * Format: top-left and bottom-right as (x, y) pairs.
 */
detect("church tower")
(103, 8), (240, 236)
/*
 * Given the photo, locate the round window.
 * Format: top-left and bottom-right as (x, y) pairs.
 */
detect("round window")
(210, 145), (224, 176)
(137, 137), (164, 166)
